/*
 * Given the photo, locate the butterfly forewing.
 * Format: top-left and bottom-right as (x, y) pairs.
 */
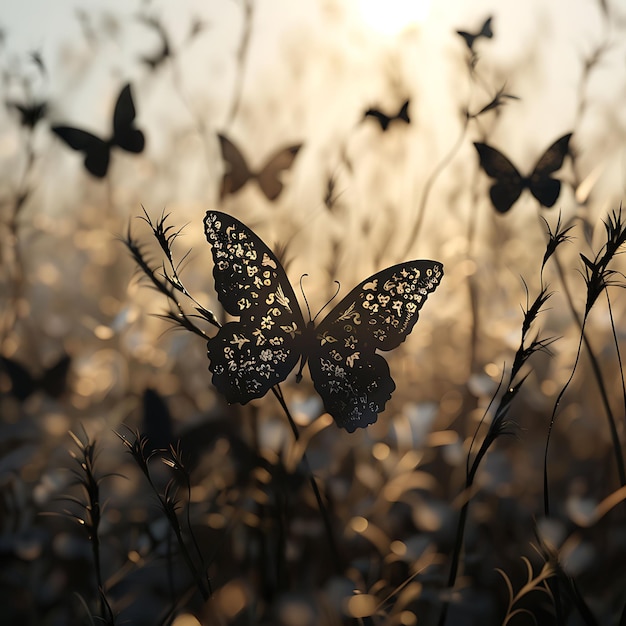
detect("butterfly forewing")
(531, 133), (572, 176)
(204, 211), (305, 403)
(309, 261), (443, 431)
(112, 84), (145, 153)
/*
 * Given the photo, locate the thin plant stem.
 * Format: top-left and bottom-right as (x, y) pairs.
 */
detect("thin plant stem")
(270, 385), (343, 574)
(605, 289), (626, 418)
(545, 255), (626, 514)
(402, 119), (468, 258)
(226, 0), (254, 127)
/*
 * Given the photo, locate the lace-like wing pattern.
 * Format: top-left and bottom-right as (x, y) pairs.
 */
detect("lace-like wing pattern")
(309, 261), (443, 431)
(204, 211), (305, 403)
(204, 211), (444, 431)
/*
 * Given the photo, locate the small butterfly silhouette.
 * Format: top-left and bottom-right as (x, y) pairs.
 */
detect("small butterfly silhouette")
(364, 99), (410, 131)
(204, 211), (443, 432)
(6, 100), (47, 129)
(474, 133), (573, 213)
(138, 15), (171, 70)
(0, 354), (71, 401)
(51, 83), (145, 178)
(456, 16), (493, 50)
(218, 134), (302, 201)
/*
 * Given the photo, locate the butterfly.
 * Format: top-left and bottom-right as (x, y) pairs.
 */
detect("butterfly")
(137, 15), (171, 70)
(51, 83), (145, 178)
(363, 99), (410, 131)
(204, 211), (443, 432)
(473, 133), (573, 213)
(141, 388), (174, 452)
(218, 134), (302, 201)
(456, 16), (493, 50)
(0, 354), (71, 401)
(6, 100), (47, 129)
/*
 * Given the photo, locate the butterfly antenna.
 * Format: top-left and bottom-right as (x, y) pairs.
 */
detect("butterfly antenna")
(312, 281), (340, 323)
(299, 274), (312, 321)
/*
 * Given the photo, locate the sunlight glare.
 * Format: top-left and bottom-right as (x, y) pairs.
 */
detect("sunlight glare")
(355, 0), (432, 36)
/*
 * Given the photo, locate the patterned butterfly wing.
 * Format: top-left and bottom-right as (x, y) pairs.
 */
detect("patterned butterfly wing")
(256, 144), (302, 201)
(528, 133), (572, 207)
(474, 142), (524, 213)
(308, 261), (444, 432)
(112, 83), (145, 153)
(204, 211), (305, 403)
(218, 134), (253, 199)
(51, 126), (110, 178)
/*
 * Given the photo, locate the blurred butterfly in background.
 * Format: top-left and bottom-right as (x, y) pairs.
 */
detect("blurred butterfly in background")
(218, 134), (302, 201)
(141, 387), (174, 453)
(137, 15), (171, 70)
(0, 354), (71, 401)
(204, 211), (443, 432)
(6, 100), (48, 129)
(51, 83), (145, 178)
(456, 16), (493, 50)
(364, 99), (410, 131)
(474, 133), (573, 213)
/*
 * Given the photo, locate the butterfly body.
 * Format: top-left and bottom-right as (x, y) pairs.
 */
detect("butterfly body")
(52, 83), (145, 178)
(474, 133), (572, 213)
(218, 134), (302, 201)
(364, 99), (410, 131)
(204, 211), (443, 432)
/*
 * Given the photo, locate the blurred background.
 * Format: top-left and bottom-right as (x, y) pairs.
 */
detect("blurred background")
(1, 0), (626, 624)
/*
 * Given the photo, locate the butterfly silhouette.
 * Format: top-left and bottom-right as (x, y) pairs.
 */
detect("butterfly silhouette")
(51, 83), (145, 178)
(456, 16), (493, 50)
(218, 134), (302, 201)
(0, 354), (71, 401)
(474, 133), (573, 213)
(204, 211), (443, 432)
(141, 388), (174, 452)
(6, 100), (47, 129)
(138, 15), (171, 70)
(364, 99), (410, 131)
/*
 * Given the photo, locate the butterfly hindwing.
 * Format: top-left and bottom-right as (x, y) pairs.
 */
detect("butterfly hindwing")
(309, 261), (443, 431)
(204, 211), (305, 403)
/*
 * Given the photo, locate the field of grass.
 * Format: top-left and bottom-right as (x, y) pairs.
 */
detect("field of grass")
(1, 2), (626, 625)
